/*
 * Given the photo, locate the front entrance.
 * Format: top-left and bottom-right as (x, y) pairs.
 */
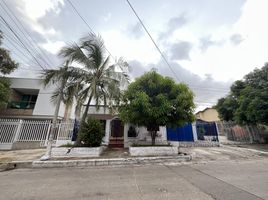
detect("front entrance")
(109, 119), (124, 148)
(111, 119), (124, 138)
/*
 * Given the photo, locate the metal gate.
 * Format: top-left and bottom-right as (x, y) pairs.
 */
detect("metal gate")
(196, 120), (219, 141)
(0, 118), (74, 150)
(167, 123), (194, 141)
(0, 119), (18, 149)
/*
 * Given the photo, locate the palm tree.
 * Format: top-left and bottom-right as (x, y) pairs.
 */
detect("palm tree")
(41, 61), (78, 159)
(59, 33), (129, 130)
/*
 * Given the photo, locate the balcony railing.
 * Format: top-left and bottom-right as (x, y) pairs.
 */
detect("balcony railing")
(7, 101), (36, 109)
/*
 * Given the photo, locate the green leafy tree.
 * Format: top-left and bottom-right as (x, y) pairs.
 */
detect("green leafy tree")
(216, 64), (268, 125)
(119, 71), (195, 145)
(0, 31), (18, 108)
(0, 31), (18, 74)
(0, 77), (11, 108)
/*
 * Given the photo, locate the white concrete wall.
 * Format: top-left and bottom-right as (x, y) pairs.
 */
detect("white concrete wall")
(124, 124), (168, 147)
(10, 77), (42, 90)
(33, 86), (66, 118)
(88, 106), (113, 115)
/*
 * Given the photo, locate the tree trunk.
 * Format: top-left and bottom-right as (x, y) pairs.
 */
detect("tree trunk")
(74, 102), (82, 121)
(80, 93), (93, 126)
(151, 130), (157, 146)
(63, 104), (72, 121)
(41, 79), (64, 160)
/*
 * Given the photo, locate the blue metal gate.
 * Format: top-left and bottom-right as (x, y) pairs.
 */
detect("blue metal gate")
(196, 120), (218, 141)
(167, 124), (194, 141)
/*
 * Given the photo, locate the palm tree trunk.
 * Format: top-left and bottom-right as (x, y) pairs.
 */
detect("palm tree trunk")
(80, 93), (93, 126)
(41, 80), (64, 160)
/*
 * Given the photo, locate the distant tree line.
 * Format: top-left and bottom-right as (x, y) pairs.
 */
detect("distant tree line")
(216, 64), (268, 125)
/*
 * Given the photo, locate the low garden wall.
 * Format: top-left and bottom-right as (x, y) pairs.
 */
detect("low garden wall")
(170, 141), (220, 147)
(51, 146), (106, 158)
(129, 146), (178, 156)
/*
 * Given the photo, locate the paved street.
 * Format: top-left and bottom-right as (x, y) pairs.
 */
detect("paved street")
(0, 147), (268, 200)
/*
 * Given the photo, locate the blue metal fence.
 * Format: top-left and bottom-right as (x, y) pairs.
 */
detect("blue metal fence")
(167, 123), (194, 141)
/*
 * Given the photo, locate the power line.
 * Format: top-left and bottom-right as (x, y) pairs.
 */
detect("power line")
(0, 21), (38, 65)
(1, 0), (54, 68)
(3, 42), (32, 65)
(0, 15), (46, 71)
(66, 0), (115, 61)
(125, 0), (234, 95)
(1, 29), (34, 60)
(125, 0), (182, 82)
(0, 1), (53, 68)
(2, 42), (41, 72)
(0, 20), (25, 48)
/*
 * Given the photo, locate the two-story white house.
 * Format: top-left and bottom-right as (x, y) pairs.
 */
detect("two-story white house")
(0, 77), (73, 120)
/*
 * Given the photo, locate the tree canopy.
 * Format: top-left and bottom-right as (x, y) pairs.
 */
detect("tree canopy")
(216, 64), (268, 125)
(0, 77), (11, 108)
(0, 31), (18, 75)
(119, 71), (195, 145)
(0, 31), (18, 108)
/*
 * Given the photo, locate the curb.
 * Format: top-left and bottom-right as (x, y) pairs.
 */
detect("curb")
(0, 161), (32, 172)
(33, 155), (191, 168)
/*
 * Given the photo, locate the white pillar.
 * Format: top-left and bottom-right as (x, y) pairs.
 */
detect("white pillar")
(124, 123), (130, 147)
(192, 122), (198, 141)
(104, 119), (111, 145)
(160, 126), (167, 141)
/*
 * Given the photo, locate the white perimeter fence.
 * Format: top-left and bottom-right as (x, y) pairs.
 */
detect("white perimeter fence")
(0, 118), (74, 150)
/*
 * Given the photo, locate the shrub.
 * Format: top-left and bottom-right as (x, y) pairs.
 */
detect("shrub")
(78, 118), (105, 147)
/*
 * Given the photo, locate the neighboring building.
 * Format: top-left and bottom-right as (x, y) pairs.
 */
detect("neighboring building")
(0, 77), (73, 120)
(87, 105), (167, 148)
(195, 107), (220, 122)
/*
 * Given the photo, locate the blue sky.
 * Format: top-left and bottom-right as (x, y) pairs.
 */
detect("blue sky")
(1, 0), (267, 110)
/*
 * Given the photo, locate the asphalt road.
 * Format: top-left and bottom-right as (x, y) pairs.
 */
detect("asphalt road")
(0, 158), (267, 200)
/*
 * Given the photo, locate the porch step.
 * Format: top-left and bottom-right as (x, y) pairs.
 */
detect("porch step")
(109, 139), (124, 148)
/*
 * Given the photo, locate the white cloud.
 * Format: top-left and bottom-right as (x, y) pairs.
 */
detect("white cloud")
(21, 0), (64, 21)
(179, 0), (268, 82)
(40, 40), (65, 54)
(16, 0), (64, 37)
(101, 30), (160, 65)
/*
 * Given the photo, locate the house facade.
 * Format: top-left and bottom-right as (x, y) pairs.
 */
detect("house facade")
(0, 77), (73, 120)
(195, 107), (220, 122)
(87, 106), (167, 148)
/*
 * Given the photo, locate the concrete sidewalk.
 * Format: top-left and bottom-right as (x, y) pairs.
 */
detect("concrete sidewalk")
(1, 145), (267, 171)
(0, 149), (45, 163)
(0, 148), (191, 170)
